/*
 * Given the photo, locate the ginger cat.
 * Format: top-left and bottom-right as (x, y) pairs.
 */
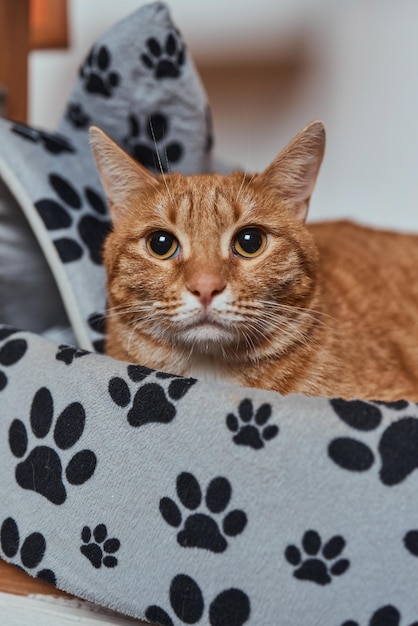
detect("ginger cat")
(90, 122), (418, 401)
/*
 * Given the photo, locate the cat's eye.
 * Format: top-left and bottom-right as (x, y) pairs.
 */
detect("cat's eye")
(232, 228), (267, 258)
(146, 231), (179, 259)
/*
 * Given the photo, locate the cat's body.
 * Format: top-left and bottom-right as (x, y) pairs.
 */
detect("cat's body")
(91, 122), (418, 401)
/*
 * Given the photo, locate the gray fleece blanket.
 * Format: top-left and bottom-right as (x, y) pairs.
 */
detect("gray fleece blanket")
(0, 4), (418, 625)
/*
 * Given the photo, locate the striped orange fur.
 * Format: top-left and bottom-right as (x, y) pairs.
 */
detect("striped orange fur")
(90, 122), (418, 401)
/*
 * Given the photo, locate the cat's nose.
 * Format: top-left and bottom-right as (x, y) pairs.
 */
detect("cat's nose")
(186, 273), (226, 307)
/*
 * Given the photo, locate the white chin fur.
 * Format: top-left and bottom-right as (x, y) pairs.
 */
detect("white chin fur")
(179, 323), (236, 348)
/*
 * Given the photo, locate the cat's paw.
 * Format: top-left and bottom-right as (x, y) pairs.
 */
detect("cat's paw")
(140, 32), (185, 79)
(226, 398), (279, 449)
(159, 472), (247, 553)
(285, 529), (350, 586)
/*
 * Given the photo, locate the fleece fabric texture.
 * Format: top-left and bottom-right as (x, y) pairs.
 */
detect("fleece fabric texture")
(0, 3), (417, 625)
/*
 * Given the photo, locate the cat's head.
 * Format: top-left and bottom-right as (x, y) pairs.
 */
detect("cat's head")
(90, 121), (325, 362)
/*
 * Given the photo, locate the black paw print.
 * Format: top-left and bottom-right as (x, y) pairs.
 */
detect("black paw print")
(0, 517), (56, 585)
(404, 527), (418, 558)
(11, 122), (75, 154)
(146, 574), (250, 626)
(205, 105), (214, 153)
(8, 387), (97, 505)
(226, 398), (278, 449)
(140, 32), (185, 79)
(56, 344), (90, 365)
(123, 112), (183, 172)
(87, 312), (106, 353)
(341, 605), (418, 626)
(80, 524), (120, 569)
(0, 328), (27, 391)
(328, 398), (418, 486)
(160, 472), (247, 553)
(65, 102), (91, 129)
(34, 173), (110, 264)
(285, 529), (349, 586)
(79, 45), (120, 97)
(108, 365), (196, 428)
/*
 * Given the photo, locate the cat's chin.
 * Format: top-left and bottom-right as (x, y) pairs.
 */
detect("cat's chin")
(177, 321), (237, 352)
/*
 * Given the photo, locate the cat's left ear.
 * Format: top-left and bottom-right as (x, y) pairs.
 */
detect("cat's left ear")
(261, 120), (325, 222)
(89, 126), (157, 225)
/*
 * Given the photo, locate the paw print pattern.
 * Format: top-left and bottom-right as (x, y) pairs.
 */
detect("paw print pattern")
(404, 527), (418, 558)
(8, 387), (97, 505)
(0, 517), (56, 585)
(140, 32), (185, 79)
(34, 173), (110, 265)
(65, 102), (91, 129)
(328, 398), (418, 486)
(160, 472), (247, 553)
(0, 328), (27, 391)
(56, 344), (90, 365)
(108, 365), (196, 428)
(226, 398), (279, 449)
(87, 312), (106, 353)
(123, 112), (183, 172)
(80, 524), (120, 569)
(145, 574), (250, 626)
(341, 605), (418, 626)
(205, 105), (214, 153)
(79, 45), (120, 97)
(285, 529), (349, 586)
(11, 122), (75, 154)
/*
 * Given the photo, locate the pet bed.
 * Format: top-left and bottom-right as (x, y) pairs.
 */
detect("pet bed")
(0, 4), (417, 625)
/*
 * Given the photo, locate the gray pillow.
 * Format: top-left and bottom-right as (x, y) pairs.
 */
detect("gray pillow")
(0, 176), (68, 333)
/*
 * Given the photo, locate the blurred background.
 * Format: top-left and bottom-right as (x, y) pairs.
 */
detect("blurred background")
(2, 0), (418, 229)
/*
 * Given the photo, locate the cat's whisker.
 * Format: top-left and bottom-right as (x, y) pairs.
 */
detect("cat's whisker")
(242, 313), (313, 350)
(238, 325), (258, 360)
(104, 306), (157, 322)
(239, 300), (339, 335)
(240, 172), (258, 202)
(148, 114), (175, 205)
(256, 299), (337, 323)
(236, 168), (250, 204)
(236, 172), (257, 204)
(235, 109), (251, 203)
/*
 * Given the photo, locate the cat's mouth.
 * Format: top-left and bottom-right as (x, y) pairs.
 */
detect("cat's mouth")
(176, 312), (238, 347)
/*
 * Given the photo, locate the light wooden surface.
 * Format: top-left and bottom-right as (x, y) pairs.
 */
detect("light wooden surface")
(0, 559), (69, 597)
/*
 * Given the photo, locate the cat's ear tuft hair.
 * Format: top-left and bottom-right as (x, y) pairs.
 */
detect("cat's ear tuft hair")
(262, 120), (325, 222)
(89, 126), (157, 225)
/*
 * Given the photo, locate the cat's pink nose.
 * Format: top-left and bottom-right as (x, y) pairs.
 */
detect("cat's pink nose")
(186, 273), (226, 307)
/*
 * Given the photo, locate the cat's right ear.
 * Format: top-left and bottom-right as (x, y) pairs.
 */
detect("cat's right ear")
(261, 120), (325, 222)
(89, 126), (157, 225)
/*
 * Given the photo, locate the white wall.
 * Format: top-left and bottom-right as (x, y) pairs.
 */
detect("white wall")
(29, 0), (418, 230)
